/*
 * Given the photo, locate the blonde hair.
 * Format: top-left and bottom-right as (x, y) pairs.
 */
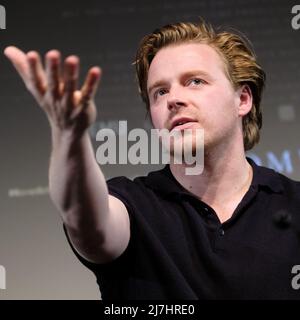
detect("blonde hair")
(135, 20), (266, 151)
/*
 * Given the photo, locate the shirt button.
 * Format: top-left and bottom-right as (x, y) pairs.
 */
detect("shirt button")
(219, 229), (225, 236)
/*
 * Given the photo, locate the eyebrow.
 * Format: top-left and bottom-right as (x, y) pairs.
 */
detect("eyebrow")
(147, 80), (168, 96)
(147, 70), (213, 95)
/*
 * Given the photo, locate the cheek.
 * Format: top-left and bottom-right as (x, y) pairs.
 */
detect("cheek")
(209, 89), (237, 116)
(150, 108), (165, 129)
(198, 91), (237, 129)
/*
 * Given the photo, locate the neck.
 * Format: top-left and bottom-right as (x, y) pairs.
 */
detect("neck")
(169, 142), (253, 208)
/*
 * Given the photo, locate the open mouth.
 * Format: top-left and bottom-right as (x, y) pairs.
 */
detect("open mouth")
(171, 118), (198, 131)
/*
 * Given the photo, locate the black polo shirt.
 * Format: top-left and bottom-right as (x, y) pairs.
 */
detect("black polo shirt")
(65, 157), (300, 299)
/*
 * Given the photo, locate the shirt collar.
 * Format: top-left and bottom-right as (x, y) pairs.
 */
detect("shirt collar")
(145, 157), (284, 197)
(247, 157), (284, 193)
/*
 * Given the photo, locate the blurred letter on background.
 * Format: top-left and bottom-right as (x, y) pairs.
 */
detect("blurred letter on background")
(0, 265), (6, 289)
(0, 5), (6, 29)
(291, 5), (300, 30)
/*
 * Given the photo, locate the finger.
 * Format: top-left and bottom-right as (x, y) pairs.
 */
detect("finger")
(27, 51), (47, 96)
(4, 46), (30, 84)
(45, 50), (61, 99)
(80, 67), (101, 108)
(73, 90), (82, 106)
(62, 55), (79, 108)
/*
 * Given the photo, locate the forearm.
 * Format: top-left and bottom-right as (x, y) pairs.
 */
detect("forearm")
(49, 129), (109, 234)
(4, 48), (130, 262)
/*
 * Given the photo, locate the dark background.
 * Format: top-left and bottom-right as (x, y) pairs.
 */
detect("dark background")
(0, 0), (299, 299)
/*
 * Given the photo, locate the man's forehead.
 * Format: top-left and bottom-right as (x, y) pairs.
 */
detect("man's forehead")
(152, 43), (222, 64)
(147, 43), (225, 84)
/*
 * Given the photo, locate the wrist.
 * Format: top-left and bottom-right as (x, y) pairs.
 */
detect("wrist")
(50, 126), (90, 149)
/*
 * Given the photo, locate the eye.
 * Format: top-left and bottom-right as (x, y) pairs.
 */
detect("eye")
(188, 78), (205, 86)
(154, 88), (168, 99)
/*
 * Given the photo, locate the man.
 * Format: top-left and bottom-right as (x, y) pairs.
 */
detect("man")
(4, 20), (300, 299)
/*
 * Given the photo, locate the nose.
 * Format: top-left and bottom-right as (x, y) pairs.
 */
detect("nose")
(167, 96), (187, 111)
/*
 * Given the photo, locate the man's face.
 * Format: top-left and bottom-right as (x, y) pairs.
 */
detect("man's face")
(147, 43), (248, 157)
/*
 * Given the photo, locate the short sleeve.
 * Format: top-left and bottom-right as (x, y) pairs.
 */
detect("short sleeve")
(63, 176), (138, 273)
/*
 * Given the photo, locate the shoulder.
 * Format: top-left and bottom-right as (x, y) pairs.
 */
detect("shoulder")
(106, 169), (162, 210)
(277, 171), (300, 196)
(106, 165), (177, 217)
(259, 165), (300, 208)
(248, 157), (300, 196)
(106, 165), (169, 195)
(106, 174), (149, 197)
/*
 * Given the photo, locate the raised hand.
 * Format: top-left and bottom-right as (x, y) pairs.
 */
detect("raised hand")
(4, 46), (101, 136)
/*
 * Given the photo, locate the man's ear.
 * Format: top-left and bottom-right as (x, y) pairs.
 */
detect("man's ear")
(237, 85), (253, 117)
